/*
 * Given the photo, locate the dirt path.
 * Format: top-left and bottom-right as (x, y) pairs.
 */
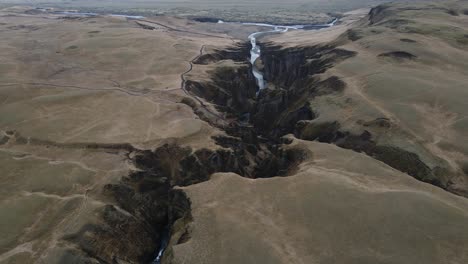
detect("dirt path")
(181, 45), (206, 92)
(0, 82), (149, 96)
(136, 19), (229, 39)
(179, 45), (227, 125)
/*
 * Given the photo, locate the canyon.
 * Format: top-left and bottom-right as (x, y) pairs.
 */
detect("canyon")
(0, 1), (468, 264)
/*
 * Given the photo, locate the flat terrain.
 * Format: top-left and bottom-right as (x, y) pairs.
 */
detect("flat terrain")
(0, 7), (231, 147)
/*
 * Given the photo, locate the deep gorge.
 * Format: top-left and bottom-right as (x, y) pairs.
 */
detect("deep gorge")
(67, 32), (459, 263)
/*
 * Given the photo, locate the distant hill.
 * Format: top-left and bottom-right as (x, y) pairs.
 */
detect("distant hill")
(0, 0), (453, 13)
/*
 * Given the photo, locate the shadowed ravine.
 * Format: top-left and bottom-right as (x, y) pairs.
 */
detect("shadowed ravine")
(64, 13), (464, 263)
(245, 19), (338, 92)
(66, 41), (310, 264)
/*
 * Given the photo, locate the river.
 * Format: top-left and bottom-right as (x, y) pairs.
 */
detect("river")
(51, 10), (144, 19)
(50, 9), (335, 93)
(150, 18), (338, 263)
(239, 19), (338, 93)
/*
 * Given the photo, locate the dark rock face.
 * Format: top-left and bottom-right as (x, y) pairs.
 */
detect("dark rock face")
(212, 135), (307, 178)
(187, 43), (356, 140)
(64, 144), (193, 263)
(447, 9), (459, 16)
(66, 34), (456, 262)
(187, 43), (258, 118)
(295, 121), (342, 142)
(371, 146), (438, 185)
(0, 135), (9, 145)
(295, 120), (445, 188)
(347, 29), (364, 41)
(361, 117), (393, 128)
(186, 65), (258, 114)
(400, 38), (417, 43)
(187, 43), (442, 192)
(65, 133), (307, 263)
(252, 90), (317, 137)
(184, 43), (356, 143)
(242, 42), (449, 193)
(462, 163), (468, 176)
(379, 51), (417, 61)
(191, 17), (220, 23)
(251, 45), (353, 138)
(193, 43), (251, 65)
(136, 22), (156, 30)
(261, 45), (356, 88)
(369, 4), (392, 25)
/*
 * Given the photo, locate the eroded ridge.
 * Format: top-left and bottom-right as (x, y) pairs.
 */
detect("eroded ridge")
(72, 43), (316, 263)
(63, 8), (468, 261)
(183, 34), (463, 195)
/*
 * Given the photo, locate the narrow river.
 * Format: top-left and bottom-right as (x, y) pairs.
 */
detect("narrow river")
(151, 18), (338, 263)
(50, 10), (144, 19)
(33, 9), (338, 263)
(241, 19), (338, 93)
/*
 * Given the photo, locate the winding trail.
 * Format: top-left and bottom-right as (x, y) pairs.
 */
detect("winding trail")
(0, 82), (150, 96)
(180, 45), (206, 93)
(0, 82), (179, 106)
(123, 17), (234, 125)
(0, 47), (227, 126)
(179, 45), (227, 125)
(136, 19), (230, 39)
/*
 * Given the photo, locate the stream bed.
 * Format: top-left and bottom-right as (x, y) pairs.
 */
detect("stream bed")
(239, 19), (338, 93)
